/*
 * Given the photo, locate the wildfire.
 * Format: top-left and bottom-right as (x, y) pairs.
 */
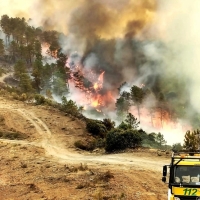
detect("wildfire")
(66, 58), (111, 110)
(93, 71), (105, 91)
(91, 99), (100, 107)
(93, 83), (98, 90)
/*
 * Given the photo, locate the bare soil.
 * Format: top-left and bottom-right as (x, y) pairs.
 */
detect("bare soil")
(0, 95), (169, 200)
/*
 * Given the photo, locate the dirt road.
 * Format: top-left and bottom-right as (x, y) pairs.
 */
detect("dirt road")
(0, 96), (168, 199)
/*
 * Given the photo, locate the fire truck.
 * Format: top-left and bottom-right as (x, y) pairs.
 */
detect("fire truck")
(162, 152), (200, 200)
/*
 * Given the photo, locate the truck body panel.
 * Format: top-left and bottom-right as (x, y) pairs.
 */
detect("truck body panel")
(162, 152), (200, 200)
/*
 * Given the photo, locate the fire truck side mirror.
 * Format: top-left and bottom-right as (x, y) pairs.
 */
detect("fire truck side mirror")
(162, 176), (166, 182)
(163, 165), (167, 176)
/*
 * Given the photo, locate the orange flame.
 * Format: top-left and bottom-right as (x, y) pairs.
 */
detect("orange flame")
(93, 71), (105, 91)
(93, 83), (98, 90)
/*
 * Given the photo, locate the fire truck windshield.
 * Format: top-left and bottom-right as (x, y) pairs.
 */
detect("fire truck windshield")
(174, 166), (200, 185)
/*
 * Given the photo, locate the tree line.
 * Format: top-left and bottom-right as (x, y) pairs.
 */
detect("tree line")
(0, 15), (70, 97)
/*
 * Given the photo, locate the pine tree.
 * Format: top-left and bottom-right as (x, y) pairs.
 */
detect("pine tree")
(155, 132), (166, 147)
(19, 73), (34, 93)
(0, 39), (5, 56)
(116, 96), (130, 121)
(130, 85), (145, 121)
(14, 60), (27, 79)
(124, 113), (140, 129)
(183, 130), (200, 151)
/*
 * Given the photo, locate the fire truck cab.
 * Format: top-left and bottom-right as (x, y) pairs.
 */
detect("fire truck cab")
(162, 152), (200, 200)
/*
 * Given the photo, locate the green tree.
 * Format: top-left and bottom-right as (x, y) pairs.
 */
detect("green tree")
(172, 143), (183, 152)
(86, 119), (107, 138)
(19, 73), (34, 93)
(130, 85), (145, 121)
(53, 76), (68, 96)
(116, 96), (130, 121)
(0, 39), (5, 56)
(183, 130), (200, 151)
(34, 40), (42, 59)
(14, 60), (27, 79)
(124, 113), (140, 129)
(40, 63), (54, 90)
(155, 132), (166, 147)
(60, 96), (78, 115)
(102, 118), (115, 131)
(118, 121), (130, 130)
(32, 58), (43, 92)
(10, 17), (27, 45)
(0, 15), (11, 45)
(148, 132), (156, 142)
(105, 128), (142, 152)
(78, 106), (84, 114)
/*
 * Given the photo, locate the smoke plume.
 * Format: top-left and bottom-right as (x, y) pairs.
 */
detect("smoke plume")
(2, 0), (200, 144)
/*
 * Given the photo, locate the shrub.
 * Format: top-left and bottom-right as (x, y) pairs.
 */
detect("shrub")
(118, 121), (129, 130)
(20, 93), (27, 101)
(74, 139), (96, 151)
(86, 119), (107, 138)
(34, 94), (46, 105)
(11, 92), (19, 100)
(105, 129), (142, 152)
(96, 138), (106, 148)
(172, 143), (183, 152)
(74, 140), (87, 150)
(102, 118), (115, 131)
(94, 170), (114, 183)
(60, 96), (79, 116)
(105, 129), (126, 152)
(0, 131), (27, 140)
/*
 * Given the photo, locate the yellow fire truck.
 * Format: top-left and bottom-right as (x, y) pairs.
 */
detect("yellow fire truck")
(162, 152), (200, 200)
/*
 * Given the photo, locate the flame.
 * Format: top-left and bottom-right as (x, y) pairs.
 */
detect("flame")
(66, 59), (111, 110)
(93, 71), (105, 91)
(93, 83), (98, 90)
(91, 100), (99, 107)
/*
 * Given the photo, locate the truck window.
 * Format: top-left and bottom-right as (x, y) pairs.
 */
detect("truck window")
(174, 166), (200, 184)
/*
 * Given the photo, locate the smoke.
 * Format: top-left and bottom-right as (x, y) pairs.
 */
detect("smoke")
(2, 0), (200, 144)
(152, 1), (200, 115)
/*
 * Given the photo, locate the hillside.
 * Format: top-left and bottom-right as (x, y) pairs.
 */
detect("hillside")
(0, 93), (169, 200)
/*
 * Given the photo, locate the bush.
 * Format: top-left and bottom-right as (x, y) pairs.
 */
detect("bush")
(102, 118), (115, 131)
(60, 96), (79, 116)
(74, 139), (96, 151)
(11, 92), (19, 100)
(19, 93), (27, 101)
(96, 138), (106, 148)
(105, 129), (142, 152)
(172, 143), (183, 152)
(124, 129), (142, 148)
(105, 130), (126, 152)
(118, 121), (129, 130)
(0, 131), (27, 140)
(34, 94), (46, 105)
(86, 119), (107, 138)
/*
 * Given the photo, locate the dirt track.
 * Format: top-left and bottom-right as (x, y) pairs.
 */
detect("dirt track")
(0, 96), (168, 199)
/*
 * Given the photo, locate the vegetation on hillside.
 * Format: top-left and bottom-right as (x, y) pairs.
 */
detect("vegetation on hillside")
(0, 14), (198, 153)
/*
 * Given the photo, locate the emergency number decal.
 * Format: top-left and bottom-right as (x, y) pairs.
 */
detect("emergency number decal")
(183, 188), (197, 196)
(172, 186), (200, 196)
